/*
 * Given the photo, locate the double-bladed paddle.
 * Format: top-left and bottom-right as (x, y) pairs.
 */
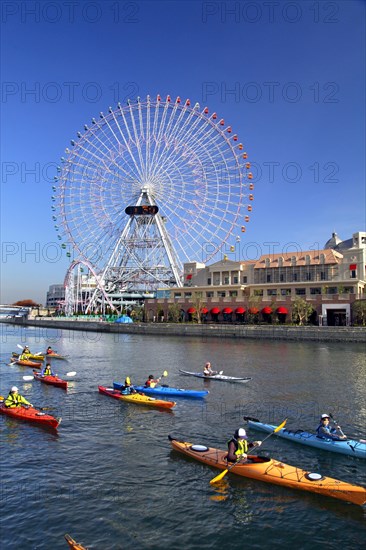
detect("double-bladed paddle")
(209, 418), (287, 485)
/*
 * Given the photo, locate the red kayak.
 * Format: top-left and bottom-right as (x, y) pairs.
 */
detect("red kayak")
(11, 359), (42, 369)
(33, 370), (68, 390)
(0, 403), (61, 429)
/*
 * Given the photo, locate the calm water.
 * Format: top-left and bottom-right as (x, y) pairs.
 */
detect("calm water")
(0, 324), (365, 549)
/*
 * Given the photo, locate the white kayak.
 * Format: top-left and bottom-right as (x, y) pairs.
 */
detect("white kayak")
(179, 369), (252, 383)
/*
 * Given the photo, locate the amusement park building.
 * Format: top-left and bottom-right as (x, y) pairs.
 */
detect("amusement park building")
(145, 231), (366, 326)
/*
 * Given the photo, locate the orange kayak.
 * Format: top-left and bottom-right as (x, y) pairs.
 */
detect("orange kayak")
(169, 437), (366, 506)
(64, 534), (87, 549)
(98, 386), (176, 409)
(11, 359), (42, 369)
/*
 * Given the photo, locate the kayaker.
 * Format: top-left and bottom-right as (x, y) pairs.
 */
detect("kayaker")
(46, 346), (56, 355)
(226, 428), (262, 463)
(316, 414), (347, 440)
(203, 362), (217, 376)
(145, 375), (160, 388)
(4, 386), (33, 408)
(120, 377), (137, 395)
(22, 345), (30, 354)
(42, 363), (54, 376)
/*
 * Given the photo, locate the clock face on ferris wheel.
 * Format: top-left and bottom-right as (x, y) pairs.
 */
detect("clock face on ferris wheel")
(53, 94), (254, 272)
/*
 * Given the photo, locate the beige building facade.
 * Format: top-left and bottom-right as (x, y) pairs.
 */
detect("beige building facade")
(146, 231), (366, 326)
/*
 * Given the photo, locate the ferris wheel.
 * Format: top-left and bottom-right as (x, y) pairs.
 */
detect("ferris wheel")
(52, 94), (254, 313)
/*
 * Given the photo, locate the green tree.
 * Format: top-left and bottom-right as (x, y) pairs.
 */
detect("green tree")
(291, 297), (313, 326)
(190, 291), (206, 324)
(351, 300), (366, 326)
(167, 303), (181, 323)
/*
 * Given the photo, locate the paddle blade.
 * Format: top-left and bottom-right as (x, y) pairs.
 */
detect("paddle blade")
(17, 344), (24, 349)
(210, 469), (228, 485)
(162, 370), (168, 377)
(23, 376), (34, 381)
(274, 419), (287, 432)
(66, 371), (76, 377)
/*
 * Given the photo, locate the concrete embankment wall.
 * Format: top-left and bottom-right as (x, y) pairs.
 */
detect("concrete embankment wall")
(1, 318), (365, 343)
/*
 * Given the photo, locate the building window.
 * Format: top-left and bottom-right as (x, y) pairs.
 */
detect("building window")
(328, 287), (337, 294)
(229, 291), (238, 297)
(224, 277), (229, 284)
(207, 278), (211, 285)
(295, 288), (306, 295)
(254, 289), (263, 296)
(206, 291), (214, 298)
(233, 276), (238, 284)
(184, 292), (192, 298)
(350, 270), (356, 279)
(310, 288), (321, 295)
(266, 274), (271, 283)
(267, 289), (277, 296)
(281, 289), (291, 296)
(174, 293), (181, 298)
(280, 273), (284, 282)
(320, 271), (326, 280)
(218, 291), (226, 298)
(242, 276), (247, 283)
(305, 272), (312, 281)
(293, 273), (298, 282)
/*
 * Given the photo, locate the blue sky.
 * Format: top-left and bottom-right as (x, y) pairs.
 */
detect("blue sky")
(1, 0), (365, 304)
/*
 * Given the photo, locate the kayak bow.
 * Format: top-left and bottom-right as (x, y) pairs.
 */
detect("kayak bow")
(169, 437), (366, 506)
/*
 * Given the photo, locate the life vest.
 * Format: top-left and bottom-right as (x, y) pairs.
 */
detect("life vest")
(44, 367), (52, 376)
(4, 393), (28, 408)
(228, 437), (248, 457)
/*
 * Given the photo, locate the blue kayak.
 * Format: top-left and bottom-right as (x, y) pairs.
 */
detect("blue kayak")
(113, 382), (209, 399)
(246, 418), (366, 459)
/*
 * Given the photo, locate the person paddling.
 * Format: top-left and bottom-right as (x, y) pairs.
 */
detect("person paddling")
(225, 428), (262, 463)
(41, 363), (54, 377)
(46, 346), (56, 355)
(4, 386), (33, 408)
(316, 414), (347, 440)
(144, 374), (160, 388)
(203, 362), (218, 376)
(120, 377), (137, 395)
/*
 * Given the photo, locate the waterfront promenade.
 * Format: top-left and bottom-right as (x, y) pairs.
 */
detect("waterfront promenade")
(1, 316), (365, 343)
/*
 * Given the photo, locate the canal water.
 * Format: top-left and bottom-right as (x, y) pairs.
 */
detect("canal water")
(0, 325), (365, 549)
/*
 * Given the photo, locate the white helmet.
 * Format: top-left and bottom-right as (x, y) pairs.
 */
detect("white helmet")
(11, 386), (19, 392)
(321, 413), (330, 419)
(237, 428), (247, 438)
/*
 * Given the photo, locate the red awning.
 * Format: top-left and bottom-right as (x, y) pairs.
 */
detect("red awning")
(210, 307), (220, 315)
(201, 307), (209, 314)
(248, 307), (259, 314)
(187, 307), (196, 314)
(349, 264), (357, 270)
(222, 307), (233, 314)
(235, 307), (246, 314)
(261, 307), (273, 314)
(276, 306), (288, 314)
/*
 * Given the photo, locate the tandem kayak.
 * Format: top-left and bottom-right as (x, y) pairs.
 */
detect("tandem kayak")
(113, 381), (209, 399)
(245, 417), (366, 459)
(179, 369), (252, 383)
(0, 404), (61, 429)
(64, 534), (87, 549)
(11, 359), (42, 369)
(12, 352), (44, 361)
(168, 437), (366, 506)
(98, 386), (176, 409)
(33, 370), (68, 390)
